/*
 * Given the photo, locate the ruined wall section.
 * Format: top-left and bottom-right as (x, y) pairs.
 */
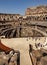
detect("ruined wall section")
(25, 5), (47, 21)
(0, 5), (47, 38)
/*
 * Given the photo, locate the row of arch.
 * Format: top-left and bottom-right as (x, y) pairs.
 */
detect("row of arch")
(0, 15), (47, 22)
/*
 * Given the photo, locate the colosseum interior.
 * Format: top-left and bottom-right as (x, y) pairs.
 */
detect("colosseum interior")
(0, 5), (47, 38)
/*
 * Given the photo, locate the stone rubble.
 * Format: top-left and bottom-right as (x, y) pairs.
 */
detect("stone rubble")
(29, 44), (47, 65)
(0, 50), (20, 65)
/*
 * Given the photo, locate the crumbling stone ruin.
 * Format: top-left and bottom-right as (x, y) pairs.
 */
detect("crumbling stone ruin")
(25, 5), (47, 17)
(0, 5), (47, 38)
(0, 49), (20, 65)
(29, 44), (47, 65)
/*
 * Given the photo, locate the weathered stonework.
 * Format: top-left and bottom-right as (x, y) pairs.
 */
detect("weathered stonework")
(25, 5), (47, 15)
(25, 5), (47, 21)
(29, 44), (47, 65)
(0, 5), (47, 38)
